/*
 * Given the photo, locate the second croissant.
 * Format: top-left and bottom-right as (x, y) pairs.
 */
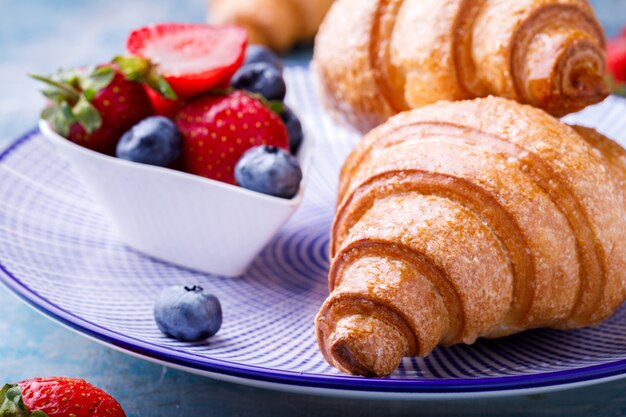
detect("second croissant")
(313, 0), (610, 132)
(317, 96), (626, 377)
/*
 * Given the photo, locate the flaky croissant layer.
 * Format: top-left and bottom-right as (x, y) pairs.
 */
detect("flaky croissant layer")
(313, 0), (609, 133)
(316, 96), (626, 377)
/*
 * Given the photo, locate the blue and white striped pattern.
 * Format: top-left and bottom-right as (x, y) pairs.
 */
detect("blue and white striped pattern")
(2, 68), (626, 394)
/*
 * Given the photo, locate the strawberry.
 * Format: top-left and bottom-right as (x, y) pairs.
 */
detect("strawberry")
(608, 34), (626, 84)
(0, 377), (126, 417)
(176, 91), (289, 184)
(607, 30), (626, 97)
(31, 64), (155, 155)
(144, 86), (184, 118)
(126, 24), (248, 99)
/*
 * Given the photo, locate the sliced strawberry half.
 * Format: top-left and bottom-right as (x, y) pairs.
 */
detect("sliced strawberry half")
(126, 24), (247, 99)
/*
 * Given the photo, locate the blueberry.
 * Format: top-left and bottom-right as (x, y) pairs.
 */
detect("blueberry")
(154, 285), (222, 342)
(235, 146), (302, 199)
(231, 63), (286, 101)
(244, 44), (284, 72)
(116, 116), (182, 167)
(281, 106), (304, 154)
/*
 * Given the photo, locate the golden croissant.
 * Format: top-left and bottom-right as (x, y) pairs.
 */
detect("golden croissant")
(313, 0), (610, 133)
(316, 96), (626, 377)
(210, 0), (334, 52)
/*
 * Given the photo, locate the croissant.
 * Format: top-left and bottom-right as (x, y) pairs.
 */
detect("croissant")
(210, 0), (334, 52)
(313, 0), (610, 133)
(316, 96), (626, 377)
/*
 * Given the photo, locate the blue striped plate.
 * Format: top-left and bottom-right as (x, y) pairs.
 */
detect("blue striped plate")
(2, 68), (626, 399)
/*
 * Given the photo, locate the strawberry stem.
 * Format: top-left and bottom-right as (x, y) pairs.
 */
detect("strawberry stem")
(114, 55), (178, 100)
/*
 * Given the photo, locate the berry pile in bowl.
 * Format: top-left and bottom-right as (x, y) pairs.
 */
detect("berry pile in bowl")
(34, 23), (313, 277)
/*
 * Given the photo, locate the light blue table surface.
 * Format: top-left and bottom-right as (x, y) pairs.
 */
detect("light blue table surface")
(2, 1), (626, 416)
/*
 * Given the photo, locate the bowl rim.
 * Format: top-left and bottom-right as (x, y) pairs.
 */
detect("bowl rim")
(39, 119), (314, 206)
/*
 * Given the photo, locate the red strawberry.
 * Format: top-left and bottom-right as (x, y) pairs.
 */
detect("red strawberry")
(0, 377), (126, 417)
(126, 24), (248, 99)
(144, 85), (184, 118)
(176, 91), (289, 184)
(608, 34), (626, 83)
(32, 65), (154, 155)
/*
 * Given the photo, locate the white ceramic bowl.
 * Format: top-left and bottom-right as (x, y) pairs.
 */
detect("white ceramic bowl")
(40, 119), (314, 277)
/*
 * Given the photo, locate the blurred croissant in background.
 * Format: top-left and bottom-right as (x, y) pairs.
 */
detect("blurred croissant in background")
(314, 0), (610, 133)
(210, 0), (335, 52)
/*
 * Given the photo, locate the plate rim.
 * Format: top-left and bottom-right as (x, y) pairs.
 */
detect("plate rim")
(3, 129), (626, 397)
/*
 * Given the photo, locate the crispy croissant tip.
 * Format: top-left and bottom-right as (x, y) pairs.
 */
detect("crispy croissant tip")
(327, 314), (407, 377)
(522, 34), (609, 116)
(570, 72), (609, 99)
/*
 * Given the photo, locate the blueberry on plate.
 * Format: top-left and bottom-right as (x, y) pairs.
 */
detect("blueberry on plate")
(231, 63), (287, 101)
(235, 145), (302, 199)
(154, 285), (222, 342)
(244, 44), (284, 72)
(116, 116), (182, 167)
(281, 105), (304, 154)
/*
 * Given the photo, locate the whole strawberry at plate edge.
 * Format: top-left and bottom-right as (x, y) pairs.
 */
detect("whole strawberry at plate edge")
(0, 377), (126, 417)
(177, 90), (289, 185)
(29, 58), (177, 155)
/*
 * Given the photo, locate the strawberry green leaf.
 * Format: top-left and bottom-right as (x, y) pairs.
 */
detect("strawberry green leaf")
(78, 66), (115, 96)
(146, 72), (177, 100)
(41, 87), (73, 102)
(607, 74), (626, 97)
(267, 101), (285, 115)
(73, 95), (102, 133)
(92, 65), (112, 77)
(55, 68), (82, 89)
(82, 89), (97, 101)
(114, 55), (178, 100)
(614, 85), (626, 97)
(48, 101), (76, 137)
(29, 411), (48, 417)
(242, 91), (285, 115)
(0, 383), (29, 416)
(59, 101), (76, 123)
(29, 73), (80, 103)
(30, 68), (107, 138)
(40, 105), (57, 120)
(208, 87), (235, 96)
(113, 55), (151, 81)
